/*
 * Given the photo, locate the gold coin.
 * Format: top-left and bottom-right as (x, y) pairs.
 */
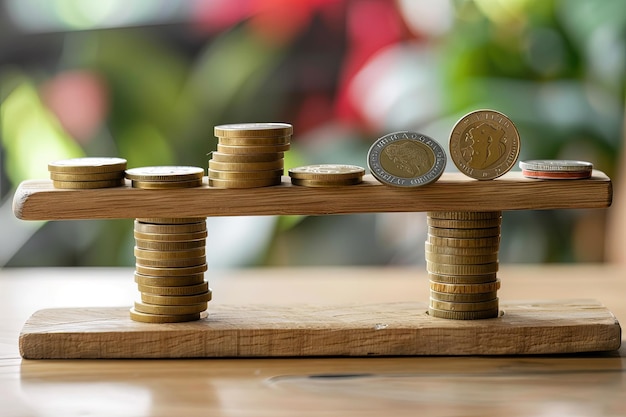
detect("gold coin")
(209, 159), (284, 171)
(52, 179), (125, 189)
(428, 306), (499, 320)
(135, 263), (208, 277)
(135, 217), (206, 224)
(427, 235), (500, 248)
(48, 157), (127, 174)
(449, 109), (520, 180)
(430, 279), (501, 294)
(129, 308), (201, 323)
(210, 151), (284, 163)
(141, 290), (213, 306)
(134, 246), (205, 261)
(134, 221), (206, 234)
(131, 179), (203, 189)
(125, 166), (204, 182)
(133, 301), (207, 315)
(135, 239), (205, 251)
(428, 226), (500, 239)
(424, 251), (498, 265)
(427, 217), (501, 229)
(137, 281), (209, 296)
(50, 171), (125, 181)
(216, 143), (291, 154)
(288, 164), (365, 181)
(290, 178), (362, 187)
(427, 211), (502, 220)
(135, 256), (206, 268)
(218, 135), (291, 146)
(208, 168), (283, 180)
(134, 272), (206, 286)
(214, 122), (292, 137)
(208, 176), (282, 188)
(425, 241), (499, 256)
(426, 261), (499, 275)
(430, 298), (499, 312)
(428, 272), (498, 284)
(134, 230), (208, 242)
(430, 290), (498, 303)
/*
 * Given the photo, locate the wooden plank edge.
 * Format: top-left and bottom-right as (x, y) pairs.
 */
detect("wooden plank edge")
(19, 300), (621, 359)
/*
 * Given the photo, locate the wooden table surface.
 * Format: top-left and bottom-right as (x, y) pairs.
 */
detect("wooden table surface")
(1, 264), (625, 416)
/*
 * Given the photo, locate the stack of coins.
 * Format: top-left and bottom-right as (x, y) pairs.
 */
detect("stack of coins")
(425, 211), (502, 320)
(519, 160), (593, 180)
(125, 166), (204, 189)
(48, 157), (127, 189)
(288, 164), (365, 187)
(208, 123), (292, 188)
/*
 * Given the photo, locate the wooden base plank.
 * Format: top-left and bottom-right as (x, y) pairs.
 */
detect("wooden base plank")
(19, 300), (621, 359)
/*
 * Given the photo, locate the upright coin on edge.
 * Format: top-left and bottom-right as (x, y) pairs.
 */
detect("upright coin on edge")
(449, 109), (521, 180)
(367, 131), (446, 187)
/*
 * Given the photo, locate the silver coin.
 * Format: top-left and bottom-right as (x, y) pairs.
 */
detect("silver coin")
(518, 160), (593, 172)
(367, 131), (446, 187)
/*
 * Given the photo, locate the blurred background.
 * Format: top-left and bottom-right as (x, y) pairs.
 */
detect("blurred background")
(1, 0), (624, 269)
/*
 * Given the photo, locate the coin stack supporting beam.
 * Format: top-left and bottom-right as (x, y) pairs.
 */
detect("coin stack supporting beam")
(426, 211), (502, 320)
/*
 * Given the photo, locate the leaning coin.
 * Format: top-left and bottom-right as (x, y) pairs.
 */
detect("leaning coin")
(48, 157), (127, 174)
(430, 298), (499, 312)
(129, 308), (201, 323)
(427, 211), (502, 221)
(449, 109), (520, 180)
(137, 281), (209, 296)
(428, 272), (498, 285)
(430, 290), (498, 303)
(134, 272), (206, 287)
(125, 166), (204, 182)
(288, 164), (365, 181)
(135, 263), (208, 277)
(428, 306), (499, 320)
(430, 279), (501, 294)
(141, 290), (213, 306)
(428, 226), (500, 239)
(133, 301), (207, 315)
(367, 131), (446, 187)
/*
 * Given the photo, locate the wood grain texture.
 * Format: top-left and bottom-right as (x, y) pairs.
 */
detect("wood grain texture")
(13, 171), (612, 220)
(19, 300), (621, 359)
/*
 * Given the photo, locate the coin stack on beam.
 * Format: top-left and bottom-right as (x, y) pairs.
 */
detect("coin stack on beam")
(124, 166), (210, 323)
(519, 160), (593, 180)
(426, 211), (502, 320)
(288, 164), (365, 187)
(208, 123), (293, 188)
(48, 157), (127, 189)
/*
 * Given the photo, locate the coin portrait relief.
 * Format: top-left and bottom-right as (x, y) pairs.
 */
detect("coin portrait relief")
(460, 123), (506, 170)
(380, 140), (435, 178)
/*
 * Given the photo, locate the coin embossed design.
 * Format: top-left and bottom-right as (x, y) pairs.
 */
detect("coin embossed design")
(367, 131), (446, 187)
(449, 110), (520, 180)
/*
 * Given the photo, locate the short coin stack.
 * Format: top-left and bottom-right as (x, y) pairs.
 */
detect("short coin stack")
(425, 211), (502, 320)
(519, 160), (593, 180)
(124, 166), (210, 323)
(208, 123), (292, 188)
(48, 157), (127, 189)
(288, 164), (365, 187)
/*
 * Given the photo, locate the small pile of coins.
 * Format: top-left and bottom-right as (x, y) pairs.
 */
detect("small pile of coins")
(48, 157), (127, 189)
(208, 123), (292, 188)
(426, 211), (502, 320)
(288, 164), (365, 187)
(519, 160), (593, 180)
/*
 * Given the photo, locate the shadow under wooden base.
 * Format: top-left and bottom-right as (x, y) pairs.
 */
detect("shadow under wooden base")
(19, 300), (621, 359)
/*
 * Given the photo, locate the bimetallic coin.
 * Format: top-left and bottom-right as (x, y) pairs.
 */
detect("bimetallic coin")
(427, 235), (500, 248)
(208, 177), (282, 188)
(210, 152), (284, 163)
(214, 123), (293, 137)
(427, 211), (502, 221)
(48, 157), (127, 173)
(216, 143), (290, 154)
(425, 241), (499, 256)
(519, 160), (593, 172)
(135, 263), (208, 277)
(427, 217), (501, 229)
(141, 290), (213, 306)
(367, 131), (446, 187)
(430, 290), (498, 303)
(428, 306), (499, 320)
(208, 168), (283, 180)
(131, 179), (203, 189)
(425, 251), (498, 265)
(426, 261), (499, 276)
(129, 308), (202, 323)
(209, 159), (284, 171)
(430, 298), (499, 312)
(125, 166), (204, 182)
(288, 164), (365, 181)
(217, 135), (291, 146)
(137, 281), (209, 296)
(449, 109), (520, 180)
(428, 272), (498, 285)
(134, 272), (206, 287)
(133, 301), (207, 315)
(430, 279), (501, 294)
(52, 179), (125, 189)
(428, 226), (500, 239)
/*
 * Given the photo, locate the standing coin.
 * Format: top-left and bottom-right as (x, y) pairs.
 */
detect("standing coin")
(449, 109), (520, 180)
(367, 131), (446, 187)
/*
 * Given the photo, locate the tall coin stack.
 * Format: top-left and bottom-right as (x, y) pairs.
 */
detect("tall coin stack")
(208, 123), (292, 188)
(124, 166), (211, 323)
(425, 211), (502, 320)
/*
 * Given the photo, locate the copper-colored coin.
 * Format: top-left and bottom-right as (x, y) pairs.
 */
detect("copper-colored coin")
(131, 179), (203, 189)
(209, 159), (284, 172)
(428, 226), (500, 239)
(50, 171), (125, 181)
(210, 151), (284, 163)
(430, 298), (499, 312)
(125, 166), (204, 182)
(52, 179), (125, 189)
(430, 279), (501, 294)
(134, 246), (205, 261)
(288, 164), (365, 181)
(134, 272), (206, 287)
(427, 211), (502, 220)
(427, 235), (500, 248)
(216, 143), (290, 154)
(449, 109), (520, 180)
(48, 157), (127, 174)
(135, 239), (205, 251)
(208, 176), (282, 189)
(141, 290), (213, 306)
(134, 230), (208, 242)
(521, 169), (592, 180)
(137, 281), (209, 296)
(208, 168), (283, 180)
(133, 301), (207, 315)
(134, 221), (206, 234)
(424, 251), (498, 265)
(427, 261), (499, 275)
(427, 217), (501, 229)
(136, 217), (206, 224)
(129, 308), (201, 323)
(430, 290), (498, 303)
(135, 263), (208, 277)
(135, 256), (206, 268)
(290, 178), (362, 187)
(428, 272), (498, 284)
(217, 135), (291, 146)
(428, 306), (499, 320)
(425, 241), (499, 256)
(214, 122), (293, 137)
